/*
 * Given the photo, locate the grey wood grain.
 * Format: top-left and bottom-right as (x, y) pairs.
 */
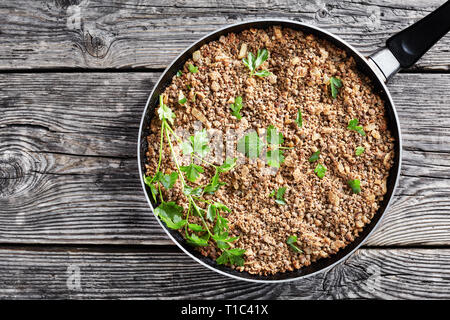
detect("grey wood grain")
(1, 0), (450, 70)
(0, 72), (449, 246)
(0, 246), (449, 299)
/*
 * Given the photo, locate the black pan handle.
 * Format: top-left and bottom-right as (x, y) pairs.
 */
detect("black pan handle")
(386, 0), (450, 68)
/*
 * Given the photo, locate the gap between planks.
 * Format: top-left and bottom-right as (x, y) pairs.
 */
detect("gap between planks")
(0, 242), (447, 252)
(0, 68), (449, 74)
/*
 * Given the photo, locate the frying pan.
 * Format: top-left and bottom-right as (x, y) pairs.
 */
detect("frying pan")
(138, 1), (450, 282)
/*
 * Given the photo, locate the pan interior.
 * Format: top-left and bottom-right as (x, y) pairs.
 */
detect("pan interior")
(138, 20), (401, 282)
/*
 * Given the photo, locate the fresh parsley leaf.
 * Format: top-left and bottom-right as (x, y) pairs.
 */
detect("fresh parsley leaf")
(329, 76), (343, 98)
(155, 201), (186, 230)
(203, 180), (220, 194)
(176, 70), (182, 77)
(143, 174), (154, 187)
(314, 163), (327, 179)
(242, 48), (271, 77)
(308, 150), (320, 163)
(212, 211), (231, 240)
(212, 232), (238, 242)
(180, 163), (204, 183)
(178, 92), (187, 105)
(286, 235), (303, 253)
(188, 64), (198, 73)
(218, 157), (237, 173)
(207, 202), (231, 222)
(254, 49), (269, 70)
(270, 187), (287, 205)
(144, 174), (158, 202)
(206, 204), (217, 222)
(213, 202), (231, 213)
(183, 185), (203, 197)
(348, 179), (361, 194)
(237, 131), (265, 159)
(253, 69), (271, 77)
(216, 248), (246, 267)
(230, 96), (243, 120)
(242, 52), (255, 70)
(355, 146), (365, 156)
(153, 171), (164, 182)
(160, 172), (178, 189)
(347, 119), (366, 136)
(203, 169), (226, 194)
(276, 187), (287, 205)
(267, 149), (285, 168)
(213, 214), (229, 236)
(157, 95), (175, 124)
(186, 232), (209, 246)
(296, 109), (303, 127)
(215, 240), (231, 250)
(149, 184), (157, 202)
(191, 202), (205, 217)
(188, 223), (206, 232)
(212, 232), (238, 250)
(144, 171), (167, 201)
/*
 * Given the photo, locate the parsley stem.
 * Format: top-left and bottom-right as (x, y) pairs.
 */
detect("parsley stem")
(192, 196), (213, 204)
(192, 153), (217, 168)
(166, 122), (216, 168)
(277, 146), (294, 150)
(155, 94), (244, 264)
(165, 123), (182, 143)
(164, 121), (186, 188)
(190, 198), (213, 237)
(164, 121), (213, 237)
(184, 201), (192, 234)
(158, 183), (164, 202)
(155, 121), (165, 175)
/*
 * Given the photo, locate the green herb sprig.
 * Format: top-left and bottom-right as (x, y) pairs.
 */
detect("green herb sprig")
(329, 77), (343, 98)
(144, 95), (245, 266)
(230, 96), (243, 120)
(314, 163), (327, 179)
(242, 48), (271, 77)
(269, 186), (287, 205)
(286, 235), (303, 253)
(348, 179), (361, 194)
(308, 150), (320, 163)
(188, 64), (198, 73)
(296, 109), (303, 127)
(178, 92), (187, 105)
(355, 146), (365, 156)
(347, 119), (366, 136)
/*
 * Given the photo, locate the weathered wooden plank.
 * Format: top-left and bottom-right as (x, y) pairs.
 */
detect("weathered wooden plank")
(0, 73), (449, 245)
(1, 0), (450, 70)
(0, 247), (448, 299)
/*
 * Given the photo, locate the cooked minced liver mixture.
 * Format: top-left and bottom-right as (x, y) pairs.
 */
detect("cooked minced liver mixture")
(145, 26), (395, 275)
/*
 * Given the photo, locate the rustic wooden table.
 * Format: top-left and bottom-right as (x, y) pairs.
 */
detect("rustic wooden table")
(0, 0), (449, 299)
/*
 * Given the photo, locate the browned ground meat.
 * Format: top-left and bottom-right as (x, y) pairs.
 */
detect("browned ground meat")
(145, 26), (395, 275)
